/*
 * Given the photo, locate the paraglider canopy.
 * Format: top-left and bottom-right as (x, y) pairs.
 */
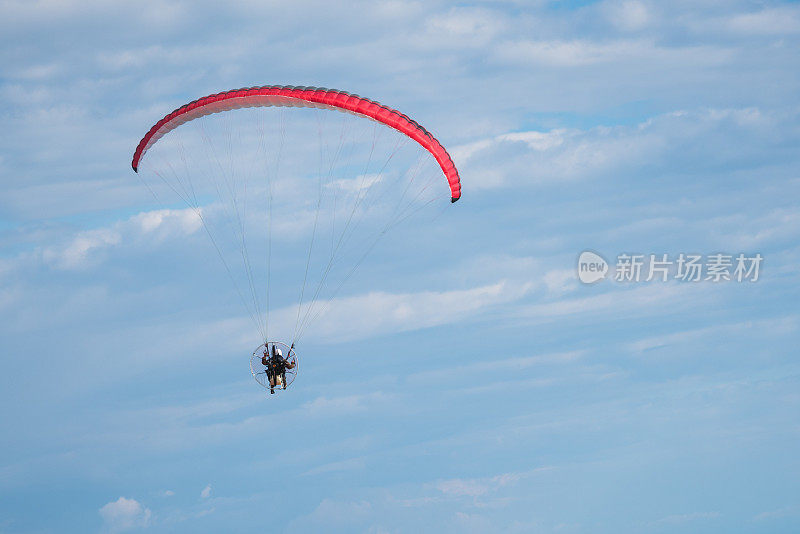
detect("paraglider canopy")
(132, 85), (461, 202)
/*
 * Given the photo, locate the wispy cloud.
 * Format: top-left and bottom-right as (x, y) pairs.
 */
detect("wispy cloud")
(647, 510), (720, 526)
(456, 107), (798, 191)
(297, 280), (532, 342)
(495, 38), (731, 67)
(724, 6), (800, 35)
(41, 208), (201, 269)
(626, 315), (800, 354)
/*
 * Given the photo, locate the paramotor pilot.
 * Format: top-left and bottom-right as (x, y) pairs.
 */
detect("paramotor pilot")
(262, 345), (295, 394)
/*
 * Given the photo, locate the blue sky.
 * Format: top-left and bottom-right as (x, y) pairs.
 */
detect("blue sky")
(1, 0), (800, 532)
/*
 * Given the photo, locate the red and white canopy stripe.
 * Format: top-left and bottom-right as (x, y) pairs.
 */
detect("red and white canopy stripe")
(131, 85), (461, 202)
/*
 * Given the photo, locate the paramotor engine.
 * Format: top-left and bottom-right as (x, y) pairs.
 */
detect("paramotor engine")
(250, 341), (298, 392)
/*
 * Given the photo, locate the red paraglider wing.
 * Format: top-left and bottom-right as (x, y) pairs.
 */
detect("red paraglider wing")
(131, 85), (461, 202)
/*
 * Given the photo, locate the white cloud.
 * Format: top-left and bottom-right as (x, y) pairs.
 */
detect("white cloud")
(716, 206), (800, 250)
(515, 282), (703, 325)
(291, 280), (533, 342)
(455, 123), (657, 189)
(649, 511), (720, 526)
(301, 392), (391, 417)
(454, 107), (794, 192)
(434, 468), (550, 499)
(0, 178), (149, 221)
(409, 349), (584, 386)
(42, 208), (201, 270)
(6, 62), (63, 80)
(132, 208), (202, 235)
(293, 498), (372, 529)
(436, 478), (490, 498)
(497, 130), (568, 151)
(603, 0), (652, 32)
(98, 497), (151, 533)
(753, 504), (800, 521)
(43, 227), (121, 270)
(626, 315), (800, 354)
(95, 42), (247, 72)
(726, 6), (800, 35)
(326, 173), (384, 193)
(426, 7), (507, 45)
(542, 268), (575, 295)
(303, 456), (366, 476)
(494, 38), (730, 67)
